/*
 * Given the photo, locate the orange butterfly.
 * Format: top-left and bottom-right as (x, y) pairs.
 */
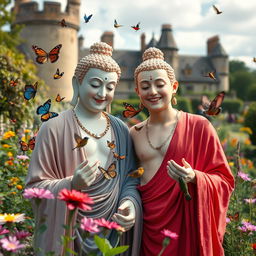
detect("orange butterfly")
(55, 93), (65, 102)
(59, 19), (67, 27)
(227, 212), (239, 221)
(72, 134), (89, 150)
(107, 140), (116, 150)
(32, 44), (62, 64)
(201, 91), (225, 116)
(9, 78), (19, 87)
(53, 68), (64, 79)
(128, 167), (144, 178)
(98, 162), (117, 180)
(203, 70), (216, 80)
(19, 137), (36, 152)
(123, 102), (143, 118)
(113, 152), (126, 160)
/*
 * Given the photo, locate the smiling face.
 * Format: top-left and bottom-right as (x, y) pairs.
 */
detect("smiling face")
(77, 68), (118, 113)
(136, 69), (178, 112)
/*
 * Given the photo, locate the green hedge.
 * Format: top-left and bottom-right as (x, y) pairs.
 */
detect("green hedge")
(244, 102), (256, 145)
(221, 98), (243, 114)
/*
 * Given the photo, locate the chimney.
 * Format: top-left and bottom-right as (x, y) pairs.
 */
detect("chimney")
(207, 35), (219, 55)
(78, 35), (84, 50)
(141, 33), (146, 52)
(101, 31), (114, 48)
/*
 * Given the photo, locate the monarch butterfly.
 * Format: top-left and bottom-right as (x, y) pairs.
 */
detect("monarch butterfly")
(128, 167), (144, 178)
(227, 212), (239, 221)
(84, 14), (93, 23)
(112, 152), (126, 160)
(72, 133), (89, 150)
(107, 140), (116, 150)
(36, 99), (58, 122)
(32, 44), (62, 64)
(24, 82), (38, 100)
(131, 22), (140, 31)
(55, 93), (65, 102)
(98, 162), (117, 180)
(53, 68), (64, 79)
(201, 91), (225, 116)
(122, 102), (143, 118)
(19, 137), (36, 152)
(9, 78), (19, 87)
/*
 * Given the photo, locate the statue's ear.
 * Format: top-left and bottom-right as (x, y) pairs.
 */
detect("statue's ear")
(70, 76), (79, 107)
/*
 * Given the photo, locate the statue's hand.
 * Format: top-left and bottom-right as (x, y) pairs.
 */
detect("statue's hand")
(167, 158), (196, 184)
(71, 160), (100, 190)
(112, 200), (135, 231)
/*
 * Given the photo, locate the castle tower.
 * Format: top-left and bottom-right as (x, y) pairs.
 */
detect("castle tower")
(207, 35), (229, 91)
(12, 0), (80, 101)
(157, 24), (179, 79)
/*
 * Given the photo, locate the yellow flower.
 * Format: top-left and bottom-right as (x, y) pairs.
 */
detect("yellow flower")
(2, 131), (15, 139)
(0, 213), (25, 224)
(2, 144), (11, 148)
(240, 158), (246, 166)
(16, 185), (23, 190)
(21, 136), (25, 141)
(7, 152), (13, 158)
(9, 177), (20, 185)
(240, 127), (253, 135)
(230, 138), (238, 147)
(244, 138), (251, 145)
(24, 129), (31, 133)
(228, 162), (234, 167)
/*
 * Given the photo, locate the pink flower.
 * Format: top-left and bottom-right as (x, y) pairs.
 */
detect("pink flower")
(17, 155), (29, 160)
(0, 236), (25, 252)
(226, 217), (231, 223)
(0, 225), (9, 235)
(57, 189), (94, 211)
(244, 198), (256, 204)
(23, 188), (54, 199)
(80, 217), (100, 233)
(14, 230), (31, 240)
(238, 171), (251, 181)
(239, 221), (256, 232)
(161, 229), (179, 240)
(94, 218), (120, 230)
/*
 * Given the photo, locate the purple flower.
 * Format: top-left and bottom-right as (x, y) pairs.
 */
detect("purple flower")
(244, 198), (256, 204)
(238, 171), (251, 181)
(80, 217), (100, 233)
(23, 188), (54, 199)
(239, 221), (256, 233)
(13, 230), (31, 240)
(0, 236), (25, 252)
(17, 155), (29, 161)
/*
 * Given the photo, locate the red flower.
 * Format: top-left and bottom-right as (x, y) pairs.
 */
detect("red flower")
(252, 243), (256, 250)
(94, 218), (122, 230)
(57, 189), (94, 211)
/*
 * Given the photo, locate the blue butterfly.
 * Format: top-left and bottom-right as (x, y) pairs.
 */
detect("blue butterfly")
(36, 99), (58, 122)
(24, 82), (38, 100)
(84, 14), (93, 23)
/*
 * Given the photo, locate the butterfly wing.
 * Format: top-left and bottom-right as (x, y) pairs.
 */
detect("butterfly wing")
(55, 94), (65, 102)
(107, 140), (116, 149)
(201, 95), (211, 111)
(40, 112), (58, 122)
(48, 44), (62, 63)
(74, 133), (83, 145)
(122, 102), (140, 118)
(32, 45), (48, 64)
(113, 152), (126, 160)
(134, 125), (143, 131)
(98, 166), (111, 180)
(206, 91), (225, 116)
(19, 141), (29, 151)
(24, 82), (38, 100)
(84, 14), (93, 23)
(36, 99), (51, 115)
(28, 137), (36, 150)
(106, 162), (117, 178)
(128, 167), (144, 178)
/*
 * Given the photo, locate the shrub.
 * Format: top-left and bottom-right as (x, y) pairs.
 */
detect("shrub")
(244, 102), (256, 145)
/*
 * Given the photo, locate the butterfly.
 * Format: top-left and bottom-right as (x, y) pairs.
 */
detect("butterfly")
(32, 44), (62, 64)
(53, 68), (64, 79)
(134, 125), (144, 131)
(36, 99), (59, 122)
(98, 161), (117, 180)
(201, 91), (225, 116)
(128, 167), (144, 178)
(113, 152), (126, 160)
(59, 19), (67, 27)
(114, 19), (123, 28)
(107, 140), (116, 150)
(19, 137), (36, 152)
(122, 102), (143, 118)
(253, 57), (256, 63)
(72, 133), (89, 150)
(23, 82), (38, 100)
(131, 22), (140, 31)
(55, 93), (65, 102)
(203, 70), (216, 80)
(9, 78), (19, 87)
(212, 5), (222, 14)
(227, 212), (239, 221)
(84, 14), (93, 23)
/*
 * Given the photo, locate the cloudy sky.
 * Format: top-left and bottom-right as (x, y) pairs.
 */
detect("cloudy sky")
(9, 0), (256, 69)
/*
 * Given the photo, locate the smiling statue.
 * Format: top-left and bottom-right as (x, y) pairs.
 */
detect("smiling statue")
(26, 42), (142, 256)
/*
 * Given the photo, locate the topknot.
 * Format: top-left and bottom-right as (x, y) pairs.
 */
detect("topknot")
(89, 42), (113, 57)
(142, 47), (164, 61)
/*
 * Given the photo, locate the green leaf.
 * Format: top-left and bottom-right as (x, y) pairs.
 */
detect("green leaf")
(38, 223), (47, 234)
(94, 235), (111, 253)
(65, 247), (78, 255)
(106, 246), (129, 256)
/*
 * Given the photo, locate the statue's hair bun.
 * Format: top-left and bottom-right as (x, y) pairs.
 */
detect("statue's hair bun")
(143, 47), (164, 61)
(89, 42), (113, 57)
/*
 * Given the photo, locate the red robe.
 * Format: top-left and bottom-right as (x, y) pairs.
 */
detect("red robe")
(138, 112), (234, 256)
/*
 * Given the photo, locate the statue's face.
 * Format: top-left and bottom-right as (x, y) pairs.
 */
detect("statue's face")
(136, 69), (177, 112)
(77, 68), (118, 113)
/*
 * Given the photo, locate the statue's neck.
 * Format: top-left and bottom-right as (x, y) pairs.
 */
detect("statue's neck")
(74, 102), (102, 122)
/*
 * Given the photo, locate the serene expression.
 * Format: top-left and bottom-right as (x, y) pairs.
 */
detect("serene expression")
(77, 68), (118, 113)
(136, 69), (178, 112)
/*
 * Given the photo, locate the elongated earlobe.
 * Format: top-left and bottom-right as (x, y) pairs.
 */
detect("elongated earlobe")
(70, 76), (79, 107)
